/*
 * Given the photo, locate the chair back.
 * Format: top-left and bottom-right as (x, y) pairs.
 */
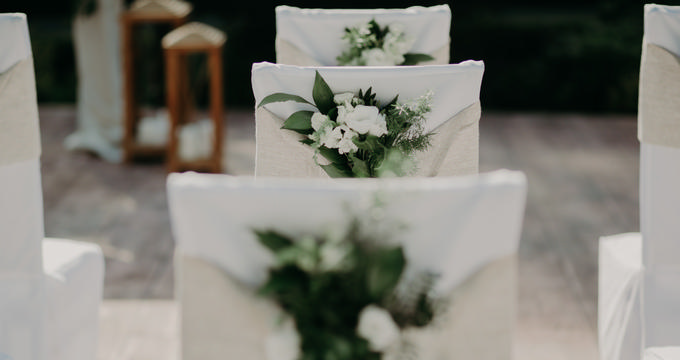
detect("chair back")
(0, 12), (46, 360)
(639, 4), (680, 347)
(275, 5), (451, 66)
(168, 170), (527, 360)
(251, 61), (483, 177)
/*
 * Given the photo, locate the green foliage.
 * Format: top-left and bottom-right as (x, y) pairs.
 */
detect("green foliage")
(313, 71), (335, 114)
(282, 111), (314, 135)
(401, 53), (435, 65)
(254, 215), (436, 360)
(258, 93), (312, 108)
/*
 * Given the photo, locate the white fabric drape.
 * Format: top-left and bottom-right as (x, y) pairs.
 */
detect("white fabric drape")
(645, 347), (680, 360)
(251, 61), (483, 178)
(599, 4), (680, 359)
(64, 0), (124, 163)
(168, 170), (527, 360)
(0, 13), (104, 360)
(275, 5), (451, 66)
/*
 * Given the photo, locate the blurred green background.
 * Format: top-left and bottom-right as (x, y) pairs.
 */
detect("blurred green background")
(0, 1), (657, 112)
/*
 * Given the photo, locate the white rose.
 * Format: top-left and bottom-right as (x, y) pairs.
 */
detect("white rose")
(356, 305), (400, 352)
(337, 105), (387, 137)
(311, 112), (331, 131)
(333, 92), (355, 106)
(361, 48), (395, 66)
(265, 318), (301, 360)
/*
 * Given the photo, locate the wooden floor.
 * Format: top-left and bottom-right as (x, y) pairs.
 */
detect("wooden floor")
(39, 106), (639, 359)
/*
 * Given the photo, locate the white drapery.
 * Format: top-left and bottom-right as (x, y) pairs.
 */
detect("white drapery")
(251, 61), (483, 178)
(168, 170), (527, 360)
(275, 5), (451, 66)
(64, 0), (124, 163)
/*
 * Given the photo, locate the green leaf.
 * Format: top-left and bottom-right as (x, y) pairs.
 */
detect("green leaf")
(300, 138), (314, 145)
(401, 53), (435, 66)
(282, 111), (314, 134)
(318, 146), (346, 164)
(320, 163), (354, 178)
(349, 155), (370, 178)
(257, 93), (313, 108)
(255, 230), (294, 252)
(312, 71), (335, 114)
(353, 135), (384, 153)
(382, 95), (399, 111)
(367, 247), (405, 299)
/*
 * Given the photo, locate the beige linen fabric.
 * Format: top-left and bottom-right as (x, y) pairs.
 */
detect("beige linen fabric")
(178, 253), (515, 360)
(255, 102), (480, 177)
(0, 58), (41, 166)
(638, 43), (680, 148)
(275, 36), (450, 66)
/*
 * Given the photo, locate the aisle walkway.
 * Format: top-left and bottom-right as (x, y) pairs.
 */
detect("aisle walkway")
(39, 106), (637, 359)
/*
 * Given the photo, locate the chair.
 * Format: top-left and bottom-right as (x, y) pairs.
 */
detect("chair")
(168, 169), (527, 360)
(275, 5), (451, 66)
(598, 4), (680, 359)
(64, 0), (125, 163)
(0, 13), (104, 360)
(251, 61), (483, 177)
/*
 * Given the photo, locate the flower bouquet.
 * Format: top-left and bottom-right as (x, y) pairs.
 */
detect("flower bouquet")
(337, 19), (434, 66)
(257, 71), (433, 178)
(255, 215), (439, 360)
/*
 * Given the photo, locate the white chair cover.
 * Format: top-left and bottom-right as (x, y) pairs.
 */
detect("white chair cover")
(0, 14), (46, 360)
(645, 347), (680, 360)
(0, 13), (104, 360)
(168, 169), (527, 360)
(64, 0), (125, 163)
(251, 61), (483, 177)
(599, 4), (680, 359)
(275, 5), (451, 66)
(598, 233), (643, 360)
(640, 3), (680, 349)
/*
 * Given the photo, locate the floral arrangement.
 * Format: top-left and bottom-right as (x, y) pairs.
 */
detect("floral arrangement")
(257, 71), (433, 178)
(255, 215), (439, 360)
(337, 19), (434, 66)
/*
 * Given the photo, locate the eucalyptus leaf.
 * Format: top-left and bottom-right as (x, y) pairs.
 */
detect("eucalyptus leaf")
(402, 53), (435, 66)
(257, 93), (313, 108)
(282, 111), (314, 135)
(320, 163), (354, 178)
(313, 71), (335, 114)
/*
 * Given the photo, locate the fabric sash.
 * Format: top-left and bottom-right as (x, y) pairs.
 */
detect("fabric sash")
(255, 102), (480, 178)
(0, 58), (41, 167)
(178, 252), (515, 360)
(275, 37), (450, 66)
(638, 43), (680, 148)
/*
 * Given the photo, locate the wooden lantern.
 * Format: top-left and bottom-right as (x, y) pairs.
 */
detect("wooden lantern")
(121, 0), (192, 162)
(162, 22), (226, 173)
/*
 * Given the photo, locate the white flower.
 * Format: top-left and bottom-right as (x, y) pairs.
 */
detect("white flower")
(333, 92), (355, 106)
(337, 105), (387, 137)
(319, 240), (353, 271)
(265, 317), (301, 360)
(319, 126), (343, 149)
(356, 305), (400, 352)
(336, 125), (359, 154)
(361, 48), (395, 66)
(311, 112), (331, 131)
